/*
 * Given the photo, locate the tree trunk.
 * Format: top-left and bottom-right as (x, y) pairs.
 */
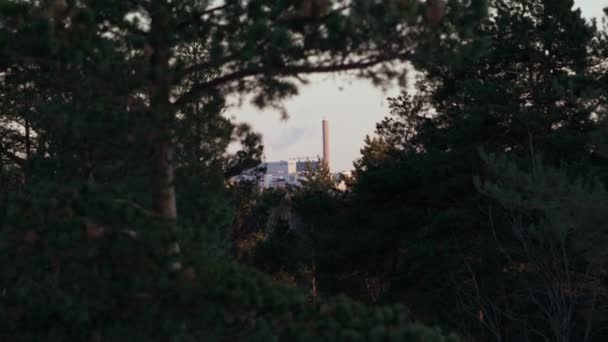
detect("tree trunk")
(148, 3), (182, 273)
(149, 4), (177, 222)
(151, 138), (177, 221)
(311, 261), (318, 303)
(311, 245), (318, 303)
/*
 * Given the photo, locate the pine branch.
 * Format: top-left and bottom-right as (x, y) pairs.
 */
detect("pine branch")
(173, 51), (415, 108)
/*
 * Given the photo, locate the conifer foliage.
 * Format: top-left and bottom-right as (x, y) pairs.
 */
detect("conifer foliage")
(0, 0), (488, 340)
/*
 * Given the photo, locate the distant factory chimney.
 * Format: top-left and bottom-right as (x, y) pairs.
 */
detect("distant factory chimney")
(322, 118), (330, 170)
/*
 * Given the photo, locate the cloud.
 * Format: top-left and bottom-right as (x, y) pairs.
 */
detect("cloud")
(270, 126), (308, 151)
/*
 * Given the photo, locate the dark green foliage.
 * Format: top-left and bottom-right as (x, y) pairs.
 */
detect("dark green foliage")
(0, 184), (458, 341)
(274, 1), (608, 340)
(0, 1), (488, 340)
(475, 153), (608, 342)
(0, 0), (485, 221)
(251, 160), (347, 295)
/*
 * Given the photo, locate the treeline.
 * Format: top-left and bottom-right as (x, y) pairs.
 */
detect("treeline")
(238, 1), (608, 341)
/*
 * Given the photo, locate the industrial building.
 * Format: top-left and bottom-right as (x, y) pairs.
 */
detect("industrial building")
(259, 119), (333, 189)
(231, 119), (351, 190)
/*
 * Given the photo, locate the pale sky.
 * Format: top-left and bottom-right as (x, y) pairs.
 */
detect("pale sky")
(227, 0), (607, 172)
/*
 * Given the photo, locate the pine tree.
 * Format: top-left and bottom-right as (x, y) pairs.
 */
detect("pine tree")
(475, 152), (608, 342)
(299, 158), (334, 193)
(0, 1), (491, 340)
(347, 0), (607, 338)
(0, 0), (486, 222)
